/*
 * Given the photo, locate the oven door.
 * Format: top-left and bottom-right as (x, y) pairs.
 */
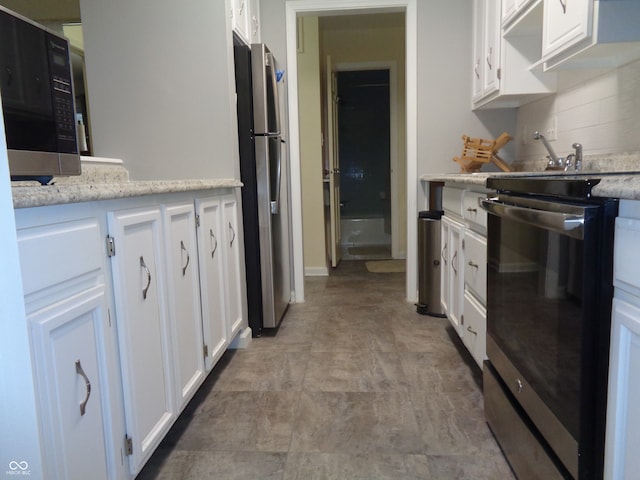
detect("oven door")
(482, 193), (612, 479)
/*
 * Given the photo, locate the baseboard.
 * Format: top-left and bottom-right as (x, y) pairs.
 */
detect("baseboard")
(305, 266), (329, 276)
(229, 327), (252, 349)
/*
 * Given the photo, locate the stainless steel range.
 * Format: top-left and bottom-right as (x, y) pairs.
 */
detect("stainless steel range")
(481, 177), (618, 480)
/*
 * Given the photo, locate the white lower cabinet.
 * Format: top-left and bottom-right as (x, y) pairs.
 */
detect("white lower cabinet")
(222, 194), (244, 339)
(29, 287), (112, 480)
(196, 197), (230, 370)
(441, 214), (465, 336)
(163, 202), (207, 411)
(605, 213), (640, 478)
(107, 206), (176, 475)
(462, 291), (487, 367)
(17, 217), (126, 480)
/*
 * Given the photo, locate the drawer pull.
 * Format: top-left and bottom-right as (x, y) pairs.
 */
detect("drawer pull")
(228, 222), (236, 248)
(466, 207), (478, 213)
(466, 325), (478, 336)
(452, 251), (458, 275)
(441, 242), (448, 264)
(75, 360), (92, 416)
(559, 0), (567, 14)
(468, 261), (479, 269)
(180, 240), (190, 276)
(140, 256), (151, 300)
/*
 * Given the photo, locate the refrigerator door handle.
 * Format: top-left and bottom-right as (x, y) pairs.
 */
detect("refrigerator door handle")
(270, 140), (281, 215)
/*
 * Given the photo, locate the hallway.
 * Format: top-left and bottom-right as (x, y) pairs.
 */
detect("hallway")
(137, 261), (514, 479)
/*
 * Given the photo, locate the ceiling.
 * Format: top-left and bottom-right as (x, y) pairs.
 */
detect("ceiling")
(1, 0), (81, 22)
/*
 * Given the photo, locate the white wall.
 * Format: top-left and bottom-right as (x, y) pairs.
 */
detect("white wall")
(79, 0), (240, 181)
(516, 59), (640, 163)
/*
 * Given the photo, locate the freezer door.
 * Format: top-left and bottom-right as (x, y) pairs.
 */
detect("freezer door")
(251, 43), (280, 135)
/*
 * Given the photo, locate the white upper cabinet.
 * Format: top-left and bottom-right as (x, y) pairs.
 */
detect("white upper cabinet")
(473, 0), (557, 109)
(232, 0), (260, 44)
(542, 0), (640, 70)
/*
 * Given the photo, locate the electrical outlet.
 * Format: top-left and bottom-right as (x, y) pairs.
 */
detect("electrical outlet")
(546, 116), (558, 141)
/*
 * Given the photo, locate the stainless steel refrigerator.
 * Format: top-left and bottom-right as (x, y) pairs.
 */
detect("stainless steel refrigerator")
(234, 36), (291, 334)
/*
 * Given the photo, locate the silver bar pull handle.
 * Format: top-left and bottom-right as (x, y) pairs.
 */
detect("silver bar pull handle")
(140, 256), (151, 300)
(271, 139), (282, 215)
(559, 0), (567, 13)
(481, 197), (585, 239)
(468, 260), (479, 269)
(441, 242), (448, 264)
(452, 250), (458, 275)
(228, 222), (236, 248)
(210, 229), (218, 259)
(180, 240), (190, 276)
(75, 360), (91, 416)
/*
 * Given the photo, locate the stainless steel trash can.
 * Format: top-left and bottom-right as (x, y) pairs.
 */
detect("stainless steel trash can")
(417, 210), (446, 317)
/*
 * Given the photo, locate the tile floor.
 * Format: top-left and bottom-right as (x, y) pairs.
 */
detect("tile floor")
(137, 261), (515, 480)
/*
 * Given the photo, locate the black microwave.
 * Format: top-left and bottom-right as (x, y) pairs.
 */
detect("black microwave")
(0, 6), (80, 183)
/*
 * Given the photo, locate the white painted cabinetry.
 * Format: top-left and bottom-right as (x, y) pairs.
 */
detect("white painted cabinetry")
(605, 213), (640, 479)
(232, 0), (260, 44)
(441, 186), (489, 368)
(107, 206), (176, 475)
(441, 214), (465, 336)
(472, 0), (501, 103)
(542, 0), (640, 70)
(196, 197), (230, 371)
(222, 193), (245, 339)
(17, 218), (126, 480)
(163, 202), (207, 411)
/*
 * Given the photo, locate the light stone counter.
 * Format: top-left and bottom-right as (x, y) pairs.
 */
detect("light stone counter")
(12, 162), (242, 209)
(421, 152), (640, 200)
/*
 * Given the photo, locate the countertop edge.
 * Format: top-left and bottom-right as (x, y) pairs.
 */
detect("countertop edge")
(12, 179), (244, 209)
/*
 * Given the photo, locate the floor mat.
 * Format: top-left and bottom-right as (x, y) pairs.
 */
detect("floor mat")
(365, 259), (406, 273)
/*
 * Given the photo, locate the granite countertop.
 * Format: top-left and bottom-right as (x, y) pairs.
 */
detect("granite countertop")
(421, 153), (640, 200)
(12, 162), (243, 209)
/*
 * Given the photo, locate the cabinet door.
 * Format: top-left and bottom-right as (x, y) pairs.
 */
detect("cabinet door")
(472, 0), (485, 101)
(196, 197), (229, 370)
(502, 0), (518, 25)
(464, 229), (487, 304)
(542, 0), (592, 60)
(232, 0), (250, 44)
(605, 297), (640, 479)
(108, 207), (175, 475)
(163, 202), (206, 411)
(483, 0), (501, 96)
(222, 194), (245, 339)
(440, 216), (451, 315)
(448, 218), (465, 336)
(29, 286), (112, 480)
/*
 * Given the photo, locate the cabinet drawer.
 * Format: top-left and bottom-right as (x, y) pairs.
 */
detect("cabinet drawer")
(443, 187), (464, 218)
(614, 217), (640, 296)
(463, 291), (487, 368)
(464, 229), (487, 304)
(18, 219), (103, 298)
(462, 190), (488, 231)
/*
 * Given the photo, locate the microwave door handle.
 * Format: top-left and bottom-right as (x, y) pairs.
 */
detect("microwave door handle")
(481, 197), (585, 239)
(270, 140), (282, 215)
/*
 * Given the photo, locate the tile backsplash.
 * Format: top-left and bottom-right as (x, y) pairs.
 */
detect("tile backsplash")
(516, 58), (640, 167)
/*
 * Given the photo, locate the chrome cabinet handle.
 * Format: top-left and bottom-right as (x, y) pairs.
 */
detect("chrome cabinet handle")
(140, 256), (151, 300)
(239, 0), (245, 14)
(468, 260), (479, 269)
(180, 240), (190, 276)
(559, 0), (567, 14)
(486, 47), (493, 70)
(441, 242), (448, 264)
(467, 207), (477, 213)
(474, 60), (480, 79)
(452, 251), (458, 275)
(210, 229), (218, 259)
(466, 326), (477, 336)
(228, 222), (236, 248)
(75, 360), (92, 416)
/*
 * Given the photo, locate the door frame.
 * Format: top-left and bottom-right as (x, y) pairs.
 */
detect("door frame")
(333, 61), (400, 260)
(285, 0), (417, 302)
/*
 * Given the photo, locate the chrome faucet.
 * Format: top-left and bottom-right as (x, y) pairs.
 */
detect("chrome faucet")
(533, 132), (583, 171)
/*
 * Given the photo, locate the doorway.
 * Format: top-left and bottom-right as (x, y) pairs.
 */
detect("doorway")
(336, 69), (392, 260)
(285, 0), (418, 303)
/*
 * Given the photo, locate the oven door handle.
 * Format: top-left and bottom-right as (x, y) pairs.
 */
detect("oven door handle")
(481, 197), (585, 239)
